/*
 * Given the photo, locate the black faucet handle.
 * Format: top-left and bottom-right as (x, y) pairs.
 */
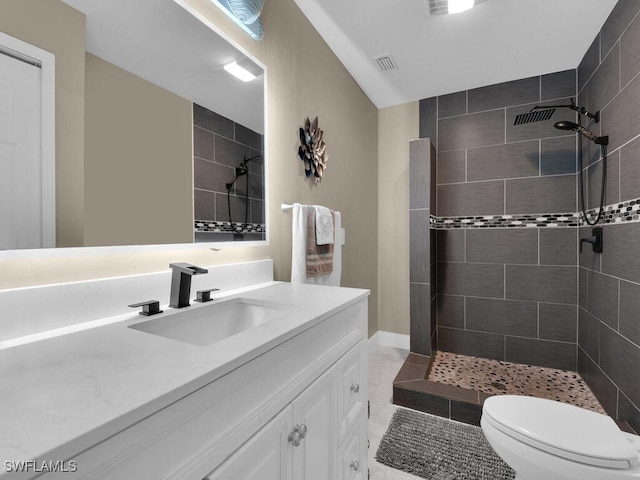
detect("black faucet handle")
(194, 288), (220, 303)
(129, 300), (163, 316)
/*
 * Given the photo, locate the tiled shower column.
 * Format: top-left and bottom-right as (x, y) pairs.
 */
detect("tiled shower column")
(409, 138), (436, 356)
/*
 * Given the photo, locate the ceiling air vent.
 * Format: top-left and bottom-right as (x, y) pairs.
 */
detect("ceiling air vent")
(374, 54), (398, 72)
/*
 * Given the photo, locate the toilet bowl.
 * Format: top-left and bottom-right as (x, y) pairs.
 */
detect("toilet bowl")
(481, 395), (640, 480)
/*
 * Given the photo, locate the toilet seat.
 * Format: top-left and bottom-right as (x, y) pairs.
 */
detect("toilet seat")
(483, 395), (639, 470)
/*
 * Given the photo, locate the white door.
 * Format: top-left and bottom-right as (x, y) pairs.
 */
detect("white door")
(0, 32), (55, 251)
(292, 369), (338, 480)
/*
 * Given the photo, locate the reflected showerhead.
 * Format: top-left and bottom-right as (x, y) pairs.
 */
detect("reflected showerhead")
(553, 121), (609, 145)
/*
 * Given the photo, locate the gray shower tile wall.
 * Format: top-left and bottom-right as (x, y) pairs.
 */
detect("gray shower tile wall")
(193, 103), (264, 226)
(577, 1), (640, 433)
(419, 69), (580, 372)
(435, 227), (579, 369)
(409, 138), (437, 356)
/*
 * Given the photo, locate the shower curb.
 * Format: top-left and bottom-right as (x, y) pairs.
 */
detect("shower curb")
(392, 353), (487, 426)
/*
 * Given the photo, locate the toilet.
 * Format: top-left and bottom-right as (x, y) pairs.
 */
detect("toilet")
(481, 395), (640, 480)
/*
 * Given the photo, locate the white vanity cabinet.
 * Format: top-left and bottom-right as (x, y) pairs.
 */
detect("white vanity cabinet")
(36, 294), (368, 480)
(208, 338), (367, 480)
(208, 363), (338, 480)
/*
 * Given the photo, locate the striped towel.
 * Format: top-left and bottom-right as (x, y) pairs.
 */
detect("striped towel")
(306, 208), (334, 277)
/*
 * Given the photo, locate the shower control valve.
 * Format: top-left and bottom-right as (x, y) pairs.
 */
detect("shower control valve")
(580, 227), (603, 254)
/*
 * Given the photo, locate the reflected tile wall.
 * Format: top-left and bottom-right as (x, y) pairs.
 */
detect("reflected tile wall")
(193, 103), (264, 227)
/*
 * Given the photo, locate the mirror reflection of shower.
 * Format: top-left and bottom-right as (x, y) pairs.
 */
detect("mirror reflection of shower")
(225, 154), (264, 234)
(513, 99), (609, 226)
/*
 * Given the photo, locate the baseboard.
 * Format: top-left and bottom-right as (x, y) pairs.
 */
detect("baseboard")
(368, 331), (410, 352)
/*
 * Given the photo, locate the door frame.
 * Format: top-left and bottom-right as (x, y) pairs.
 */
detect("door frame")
(0, 31), (55, 248)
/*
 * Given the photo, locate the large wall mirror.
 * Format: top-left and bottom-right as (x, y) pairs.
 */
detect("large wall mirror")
(0, 0), (266, 253)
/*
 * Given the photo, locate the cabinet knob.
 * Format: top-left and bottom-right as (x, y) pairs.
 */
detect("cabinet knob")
(350, 460), (360, 471)
(288, 424), (308, 446)
(288, 430), (302, 447)
(350, 383), (360, 394)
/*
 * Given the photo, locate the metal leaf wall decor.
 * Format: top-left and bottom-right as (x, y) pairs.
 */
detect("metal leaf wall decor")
(298, 116), (328, 184)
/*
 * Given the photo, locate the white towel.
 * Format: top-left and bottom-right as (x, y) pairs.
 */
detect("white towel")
(291, 203), (342, 286)
(314, 205), (334, 245)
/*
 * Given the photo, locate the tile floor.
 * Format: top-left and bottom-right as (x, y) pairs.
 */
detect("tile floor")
(368, 345), (423, 480)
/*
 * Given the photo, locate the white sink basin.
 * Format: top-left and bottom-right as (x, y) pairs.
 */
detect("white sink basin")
(128, 297), (295, 346)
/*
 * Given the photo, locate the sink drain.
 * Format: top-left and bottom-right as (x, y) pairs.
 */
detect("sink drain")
(490, 381), (507, 391)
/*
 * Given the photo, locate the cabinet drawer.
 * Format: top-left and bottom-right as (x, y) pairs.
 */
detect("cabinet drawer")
(338, 413), (367, 480)
(337, 341), (366, 443)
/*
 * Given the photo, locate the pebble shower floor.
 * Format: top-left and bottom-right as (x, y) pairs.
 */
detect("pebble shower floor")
(429, 351), (606, 414)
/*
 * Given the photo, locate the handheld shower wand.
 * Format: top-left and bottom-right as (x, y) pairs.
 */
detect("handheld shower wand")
(553, 121), (608, 145)
(553, 120), (609, 227)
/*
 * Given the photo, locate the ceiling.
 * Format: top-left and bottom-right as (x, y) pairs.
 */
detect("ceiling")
(292, 0), (619, 108)
(62, 0), (264, 133)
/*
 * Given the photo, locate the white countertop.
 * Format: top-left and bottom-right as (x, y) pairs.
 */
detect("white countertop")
(0, 282), (369, 470)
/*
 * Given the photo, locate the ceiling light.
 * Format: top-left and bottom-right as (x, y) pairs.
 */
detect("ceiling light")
(448, 0), (475, 14)
(427, 0), (482, 16)
(223, 61), (256, 82)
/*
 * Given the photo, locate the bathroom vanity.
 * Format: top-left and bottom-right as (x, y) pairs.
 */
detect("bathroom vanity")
(0, 262), (369, 479)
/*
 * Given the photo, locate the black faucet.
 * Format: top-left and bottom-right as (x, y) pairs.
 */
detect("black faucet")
(169, 263), (208, 308)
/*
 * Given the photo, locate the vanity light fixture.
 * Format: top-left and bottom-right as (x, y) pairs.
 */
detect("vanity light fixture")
(223, 61), (256, 82)
(428, 0), (480, 15)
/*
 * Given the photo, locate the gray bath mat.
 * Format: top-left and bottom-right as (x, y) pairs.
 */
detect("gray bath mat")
(375, 409), (515, 480)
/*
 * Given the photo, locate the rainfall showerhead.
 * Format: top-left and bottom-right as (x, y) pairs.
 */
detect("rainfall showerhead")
(554, 120), (609, 145)
(513, 99), (601, 126)
(513, 108), (556, 125)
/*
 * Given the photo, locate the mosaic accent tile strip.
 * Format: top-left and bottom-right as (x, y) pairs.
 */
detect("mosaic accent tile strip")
(583, 198), (640, 224)
(429, 351), (606, 414)
(431, 213), (579, 229)
(195, 220), (265, 235)
(431, 196), (640, 229)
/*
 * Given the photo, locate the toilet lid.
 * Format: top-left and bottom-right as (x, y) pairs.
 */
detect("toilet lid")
(482, 395), (638, 469)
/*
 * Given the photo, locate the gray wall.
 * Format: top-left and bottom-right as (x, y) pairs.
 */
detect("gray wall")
(416, 0), (640, 431)
(576, 0), (640, 433)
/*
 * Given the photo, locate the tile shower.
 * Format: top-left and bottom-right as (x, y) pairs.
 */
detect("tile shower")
(193, 103), (265, 241)
(397, 0), (640, 433)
